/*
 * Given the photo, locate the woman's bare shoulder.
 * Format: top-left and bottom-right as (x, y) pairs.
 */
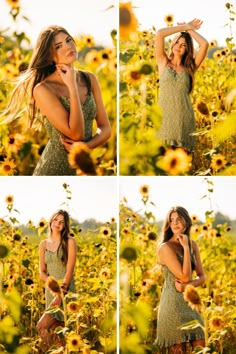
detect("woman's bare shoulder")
(68, 236), (77, 246)
(191, 239), (198, 250)
(33, 80), (57, 98)
(39, 239), (46, 249)
(157, 242), (173, 255)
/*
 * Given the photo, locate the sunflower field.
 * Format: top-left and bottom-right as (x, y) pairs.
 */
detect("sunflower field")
(119, 181), (236, 353)
(119, 2), (236, 176)
(0, 183), (117, 354)
(0, 1), (117, 176)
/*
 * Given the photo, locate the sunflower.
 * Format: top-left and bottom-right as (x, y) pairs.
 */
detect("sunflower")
(140, 63), (153, 75)
(7, 133), (24, 153)
(82, 35), (95, 47)
(46, 276), (61, 295)
(67, 301), (80, 314)
(100, 226), (112, 238)
(128, 70), (142, 84)
(157, 148), (191, 176)
(0, 157), (16, 176)
(25, 278), (34, 286)
(142, 278), (155, 292)
(209, 317), (223, 330)
(13, 234), (21, 241)
(184, 285), (202, 312)
(120, 2), (138, 41)
(81, 346), (91, 354)
(213, 50), (222, 60)
(99, 267), (111, 278)
(108, 58), (117, 73)
(6, 0), (20, 8)
(191, 225), (200, 235)
(209, 40), (217, 48)
(147, 231), (157, 241)
(68, 142), (96, 176)
(0, 245), (9, 259)
(191, 214), (199, 223)
(196, 101), (209, 115)
(139, 184), (149, 197)
(67, 333), (82, 352)
(5, 195), (14, 205)
(120, 246), (138, 262)
(221, 48), (227, 56)
(202, 224), (209, 231)
(164, 14), (174, 26)
(211, 154), (226, 171)
(38, 218), (47, 229)
(84, 49), (100, 66)
(121, 227), (130, 235)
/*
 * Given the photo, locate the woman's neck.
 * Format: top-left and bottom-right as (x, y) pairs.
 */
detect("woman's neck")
(169, 58), (182, 68)
(49, 233), (61, 241)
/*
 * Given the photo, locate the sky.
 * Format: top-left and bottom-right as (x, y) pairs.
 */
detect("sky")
(0, 0), (117, 47)
(0, 177), (118, 224)
(130, 0), (235, 47)
(119, 176), (236, 222)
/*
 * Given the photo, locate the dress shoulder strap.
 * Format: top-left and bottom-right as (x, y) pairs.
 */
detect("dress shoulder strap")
(80, 70), (92, 94)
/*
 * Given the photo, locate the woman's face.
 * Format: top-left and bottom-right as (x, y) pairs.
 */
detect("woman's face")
(51, 214), (65, 232)
(172, 37), (187, 57)
(169, 211), (186, 235)
(52, 32), (77, 65)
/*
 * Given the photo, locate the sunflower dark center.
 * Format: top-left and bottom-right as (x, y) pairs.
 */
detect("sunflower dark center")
(120, 8), (131, 26)
(170, 158), (177, 168)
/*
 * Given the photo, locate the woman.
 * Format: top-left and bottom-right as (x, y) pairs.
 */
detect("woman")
(3, 25), (111, 175)
(155, 206), (205, 353)
(155, 19), (208, 152)
(37, 210), (76, 345)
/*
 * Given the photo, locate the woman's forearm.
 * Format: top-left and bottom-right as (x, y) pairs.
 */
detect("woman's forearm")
(39, 270), (48, 282)
(85, 125), (111, 149)
(157, 24), (189, 39)
(188, 30), (208, 48)
(182, 246), (192, 282)
(68, 85), (85, 141)
(189, 274), (205, 287)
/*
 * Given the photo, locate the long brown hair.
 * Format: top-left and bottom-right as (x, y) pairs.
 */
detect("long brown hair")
(168, 32), (196, 92)
(1, 25), (74, 128)
(48, 209), (70, 265)
(159, 206), (196, 269)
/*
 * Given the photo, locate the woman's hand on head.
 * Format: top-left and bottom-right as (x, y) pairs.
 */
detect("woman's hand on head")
(186, 19), (203, 31)
(56, 64), (77, 88)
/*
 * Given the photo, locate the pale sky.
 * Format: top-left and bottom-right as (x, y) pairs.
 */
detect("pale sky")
(120, 176), (236, 222)
(0, 177), (118, 224)
(0, 0), (117, 47)
(131, 0), (235, 47)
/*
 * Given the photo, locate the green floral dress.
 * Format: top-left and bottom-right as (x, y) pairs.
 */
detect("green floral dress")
(155, 252), (204, 350)
(158, 66), (195, 151)
(33, 74), (96, 176)
(45, 247), (76, 321)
